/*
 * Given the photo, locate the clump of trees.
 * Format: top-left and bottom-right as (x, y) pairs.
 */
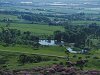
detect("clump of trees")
(0, 28), (40, 48)
(18, 54), (54, 65)
(54, 22), (100, 48)
(20, 14), (51, 23)
(1, 10), (100, 26)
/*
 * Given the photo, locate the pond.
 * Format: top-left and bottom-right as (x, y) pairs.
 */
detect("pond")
(39, 40), (88, 54)
(66, 47), (89, 54)
(66, 47), (77, 53)
(39, 40), (64, 46)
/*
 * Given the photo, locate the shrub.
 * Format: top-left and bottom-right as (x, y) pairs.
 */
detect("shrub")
(59, 62), (64, 65)
(73, 55), (77, 58)
(85, 56), (90, 59)
(0, 58), (8, 64)
(18, 54), (52, 64)
(53, 58), (58, 61)
(93, 56), (99, 59)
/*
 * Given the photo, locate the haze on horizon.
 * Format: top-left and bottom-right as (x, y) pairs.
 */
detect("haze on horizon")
(0, 0), (100, 3)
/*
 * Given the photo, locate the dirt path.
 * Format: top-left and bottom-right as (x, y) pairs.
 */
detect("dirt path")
(0, 49), (65, 58)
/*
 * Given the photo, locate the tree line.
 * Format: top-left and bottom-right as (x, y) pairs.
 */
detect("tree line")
(1, 10), (100, 26)
(54, 22), (100, 49)
(0, 22), (100, 49)
(0, 28), (40, 49)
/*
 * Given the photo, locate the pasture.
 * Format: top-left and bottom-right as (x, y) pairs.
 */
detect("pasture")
(0, 14), (18, 20)
(0, 22), (65, 35)
(0, 45), (100, 70)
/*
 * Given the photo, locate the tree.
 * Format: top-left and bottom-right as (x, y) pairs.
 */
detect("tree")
(54, 31), (62, 44)
(19, 54), (27, 65)
(65, 50), (70, 61)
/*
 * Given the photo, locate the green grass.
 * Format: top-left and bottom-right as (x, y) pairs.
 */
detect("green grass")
(6, 58), (63, 70)
(0, 14), (18, 20)
(0, 45), (66, 56)
(0, 22), (65, 35)
(0, 45), (66, 70)
(0, 45), (100, 70)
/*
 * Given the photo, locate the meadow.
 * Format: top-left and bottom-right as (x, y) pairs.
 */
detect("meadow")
(0, 44), (100, 70)
(0, 45), (65, 70)
(0, 22), (65, 35)
(0, 14), (18, 20)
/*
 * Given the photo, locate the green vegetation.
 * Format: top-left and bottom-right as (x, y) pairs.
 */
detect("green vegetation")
(0, 1), (100, 74)
(72, 21), (100, 25)
(0, 14), (18, 20)
(0, 45), (65, 70)
(0, 45), (66, 56)
(0, 22), (64, 35)
(0, 46), (99, 70)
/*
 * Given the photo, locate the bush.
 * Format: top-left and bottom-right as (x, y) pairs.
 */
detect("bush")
(85, 56), (90, 59)
(0, 58), (8, 64)
(73, 55), (77, 58)
(59, 62), (64, 65)
(42, 56), (51, 61)
(18, 54), (52, 64)
(93, 56), (99, 59)
(53, 58), (58, 61)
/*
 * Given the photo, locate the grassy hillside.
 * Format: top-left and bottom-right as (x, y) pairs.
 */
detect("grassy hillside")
(0, 1), (100, 71)
(0, 45), (99, 70)
(0, 45), (66, 56)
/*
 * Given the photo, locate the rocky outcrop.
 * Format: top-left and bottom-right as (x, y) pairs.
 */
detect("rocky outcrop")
(0, 65), (100, 75)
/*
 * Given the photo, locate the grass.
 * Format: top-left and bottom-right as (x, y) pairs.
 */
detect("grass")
(0, 13), (100, 70)
(6, 58), (63, 70)
(0, 45), (66, 70)
(0, 45), (66, 56)
(0, 45), (100, 70)
(0, 22), (65, 35)
(0, 14), (18, 20)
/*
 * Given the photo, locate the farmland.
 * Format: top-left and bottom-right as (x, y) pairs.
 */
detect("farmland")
(0, 0), (100, 75)
(0, 22), (64, 35)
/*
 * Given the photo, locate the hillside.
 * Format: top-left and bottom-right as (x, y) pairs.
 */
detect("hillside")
(0, 0), (100, 74)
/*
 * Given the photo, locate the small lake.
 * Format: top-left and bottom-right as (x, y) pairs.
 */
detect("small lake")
(39, 40), (88, 54)
(39, 40), (64, 46)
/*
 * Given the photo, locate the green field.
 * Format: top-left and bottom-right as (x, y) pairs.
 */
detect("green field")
(0, 22), (65, 35)
(0, 45), (66, 56)
(0, 45), (66, 70)
(0, 45), (100, 70)
(0, 14), (18, 20)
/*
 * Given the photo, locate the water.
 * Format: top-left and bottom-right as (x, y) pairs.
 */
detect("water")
(39, 40), (87, 54)
(39, 40), (55, 46)
(39, 40), (64, 46)
(66, 47), (77, 53)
